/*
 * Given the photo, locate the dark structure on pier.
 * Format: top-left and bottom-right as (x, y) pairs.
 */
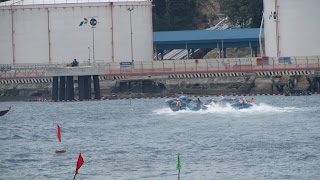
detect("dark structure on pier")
(46, 66), (104, 101)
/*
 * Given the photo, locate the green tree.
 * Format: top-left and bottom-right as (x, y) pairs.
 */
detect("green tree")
(167, 0), (199, 31)
(152, 0), (200, 31)
(153, 0), (167, 18)
(153, 0), (170, 31)
(218, 0), (263, 28)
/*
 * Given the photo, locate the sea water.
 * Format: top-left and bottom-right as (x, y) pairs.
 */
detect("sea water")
(0, 95), (319, 180)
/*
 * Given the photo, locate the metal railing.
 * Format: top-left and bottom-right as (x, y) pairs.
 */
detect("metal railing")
(1, 56), (319, 78)
(104, 56), (320, 75)
(0, 0), (149, 6)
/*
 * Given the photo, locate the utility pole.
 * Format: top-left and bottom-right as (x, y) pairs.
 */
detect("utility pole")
(127, 7), (134, 63)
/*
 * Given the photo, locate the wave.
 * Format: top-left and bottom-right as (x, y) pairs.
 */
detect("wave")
(0, 135), (24, 141)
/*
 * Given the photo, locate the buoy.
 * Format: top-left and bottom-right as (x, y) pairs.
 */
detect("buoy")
(56, 125), (66, 154)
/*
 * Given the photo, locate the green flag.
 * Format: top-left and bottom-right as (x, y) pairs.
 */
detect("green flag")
(176, 152), (181, 170)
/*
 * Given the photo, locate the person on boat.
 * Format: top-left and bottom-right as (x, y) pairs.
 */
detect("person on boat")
(251, 98), (255, 104)
(177, 100), (182, 108)
(220, 94), (224, 99)
(197, 98), (201, 108)
(242, 97), (247, 105)
(210, 98), (214, 105)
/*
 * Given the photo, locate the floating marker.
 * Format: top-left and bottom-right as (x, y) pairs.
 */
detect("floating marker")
(55, 125), (66, 154)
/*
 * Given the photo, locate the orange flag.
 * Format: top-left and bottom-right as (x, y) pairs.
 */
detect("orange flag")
(57, 125), (61, 142)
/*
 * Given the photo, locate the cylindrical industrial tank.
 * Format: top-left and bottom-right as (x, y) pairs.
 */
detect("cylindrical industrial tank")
(263, 0), (320, 57)
(0, 0), (153, 65)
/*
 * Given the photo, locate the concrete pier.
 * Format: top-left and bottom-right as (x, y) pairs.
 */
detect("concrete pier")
(78, 76), (85, 101)
(59, 76), (66, 101)
(46, 67), (104, 101)
(66, 76), (74, 100)
(83, 76), (91, 100)
(52, 76), (59, 101)
(93, 75), (101, 99)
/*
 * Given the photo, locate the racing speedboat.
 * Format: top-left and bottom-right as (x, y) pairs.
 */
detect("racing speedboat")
(165, 96), (208, 111)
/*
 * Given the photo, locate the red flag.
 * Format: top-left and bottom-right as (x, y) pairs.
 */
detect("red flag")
(57, 125), (61, 142)
(75, 153), (84, 176)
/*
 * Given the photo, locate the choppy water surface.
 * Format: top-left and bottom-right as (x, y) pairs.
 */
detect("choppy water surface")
(1, 95), (320, 180)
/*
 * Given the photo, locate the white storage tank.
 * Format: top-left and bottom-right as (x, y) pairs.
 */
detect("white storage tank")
(263, 0), (320, 57)
(0, 0), (153, 65)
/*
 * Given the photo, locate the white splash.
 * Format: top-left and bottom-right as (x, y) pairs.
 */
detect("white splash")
(153, 103), (302, 115)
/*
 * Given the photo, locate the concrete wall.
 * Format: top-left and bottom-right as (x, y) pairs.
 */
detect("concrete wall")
(0, 1), (153, 65)
(263, 0), (320, 57)
(1, 70), (317, 101)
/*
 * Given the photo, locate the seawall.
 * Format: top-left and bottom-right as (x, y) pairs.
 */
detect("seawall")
(1, 69), (319, 102)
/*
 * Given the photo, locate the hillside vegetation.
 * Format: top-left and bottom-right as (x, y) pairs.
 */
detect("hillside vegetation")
(152, 0), (263, 31)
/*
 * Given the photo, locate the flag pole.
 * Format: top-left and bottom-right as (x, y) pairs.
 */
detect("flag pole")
(73, 174), (76, 180)
(178, 169), (180, 180)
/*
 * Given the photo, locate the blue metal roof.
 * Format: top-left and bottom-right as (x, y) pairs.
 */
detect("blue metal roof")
(153, 28), (262, 50)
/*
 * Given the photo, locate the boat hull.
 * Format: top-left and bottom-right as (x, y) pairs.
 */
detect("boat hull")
(166, 96), (207, 111)
(0, 107), (11, 116)
(55, 149), (66, 154)
(231, 102), (253, 110)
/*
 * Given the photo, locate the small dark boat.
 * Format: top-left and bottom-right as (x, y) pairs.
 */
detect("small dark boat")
(0, 106), (11, 116)
(55, 149), (66, 154)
